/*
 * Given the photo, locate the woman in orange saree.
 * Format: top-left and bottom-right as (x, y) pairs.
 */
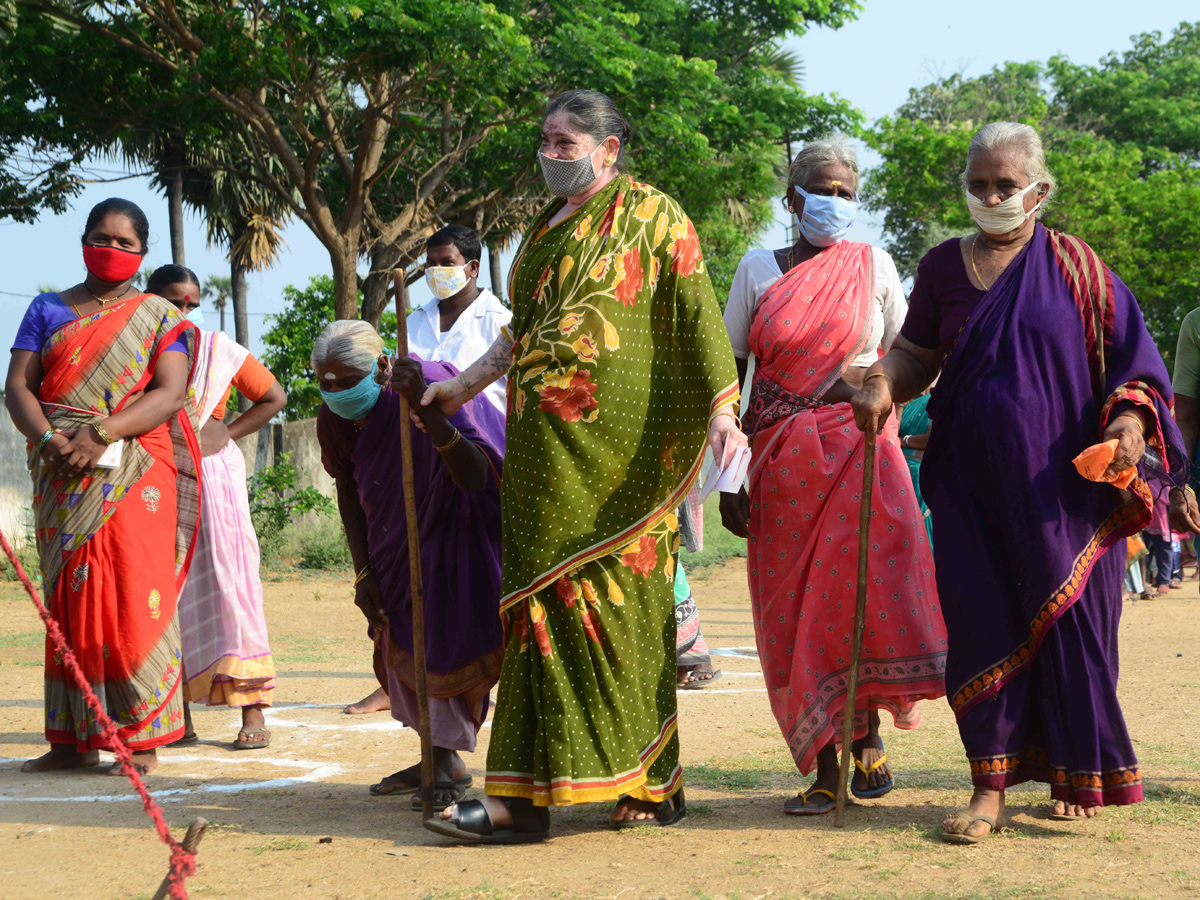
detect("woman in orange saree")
(5, 198), (201, 777)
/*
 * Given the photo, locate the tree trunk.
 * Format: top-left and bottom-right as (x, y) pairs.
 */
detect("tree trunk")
(219, 303), (226, 334)
(166, 141), (186, 265)
(330, 248), (361, 320)
(361, 242), (404, 327)
(231, 261), (251, 411)
(489, 243), (504, 302)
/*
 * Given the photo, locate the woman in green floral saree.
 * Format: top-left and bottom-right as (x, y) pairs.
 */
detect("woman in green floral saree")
(423, 90), (744, 843)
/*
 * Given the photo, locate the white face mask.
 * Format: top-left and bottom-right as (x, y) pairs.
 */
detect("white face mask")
(965, 180), (1045, 235)
(425, 264), (470, 300)
(538, 141), (611, 198)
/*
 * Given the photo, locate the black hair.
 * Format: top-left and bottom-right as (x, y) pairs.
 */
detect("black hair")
(82, 197), (150, 255)
(146, 264), (201, 296)
(426, 224), (482, 264)
(544, 90), (632, 169)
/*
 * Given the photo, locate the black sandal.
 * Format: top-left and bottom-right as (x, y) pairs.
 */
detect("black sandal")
(612, 788), (687, 829)
(423, 799), (550, 844)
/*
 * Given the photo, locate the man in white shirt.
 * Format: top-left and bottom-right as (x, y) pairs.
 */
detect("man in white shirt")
(407, 225), (511, 415)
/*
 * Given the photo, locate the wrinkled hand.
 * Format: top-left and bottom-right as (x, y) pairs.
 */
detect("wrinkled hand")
(420, 374), (470, 419)
(708, 411), (748, 469)
(51, 427), (108, 477)
(199, 419), (231, 457)
(1101, 414), (1145, 480)
(1170, 487), (1200, 535)
(720, 487), (751, 538)
(354, 573), (386, 631)
(388, 354), (428, 408)
(851, 377), (892, 435)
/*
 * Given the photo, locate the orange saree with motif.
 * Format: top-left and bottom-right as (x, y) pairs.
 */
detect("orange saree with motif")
(32, 295), (201, 751)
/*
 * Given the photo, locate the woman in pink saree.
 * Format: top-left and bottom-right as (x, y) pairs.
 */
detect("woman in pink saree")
(722, 135), (947, 815)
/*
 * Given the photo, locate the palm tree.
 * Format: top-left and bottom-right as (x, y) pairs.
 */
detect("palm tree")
(203, 275), (232, 333)
(115, 128), (189, 265)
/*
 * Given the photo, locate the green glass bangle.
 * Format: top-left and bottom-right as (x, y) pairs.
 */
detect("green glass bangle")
(34, 429), (55, 455)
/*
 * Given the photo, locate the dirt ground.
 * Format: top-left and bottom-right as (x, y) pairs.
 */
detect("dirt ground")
(0, 560), (1198, 900)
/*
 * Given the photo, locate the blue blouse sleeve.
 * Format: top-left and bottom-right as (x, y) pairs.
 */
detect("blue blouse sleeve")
(11, 294), (65, 352)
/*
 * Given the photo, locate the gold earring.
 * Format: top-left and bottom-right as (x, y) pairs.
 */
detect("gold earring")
(605, 155), (616, 166)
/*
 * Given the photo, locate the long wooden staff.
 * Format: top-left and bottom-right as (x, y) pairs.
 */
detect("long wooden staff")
(391, 269), (435, 820)
(835, 427), (878, 827)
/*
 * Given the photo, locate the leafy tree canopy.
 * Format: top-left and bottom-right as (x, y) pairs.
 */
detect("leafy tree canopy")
(863, 23), (1200, 354)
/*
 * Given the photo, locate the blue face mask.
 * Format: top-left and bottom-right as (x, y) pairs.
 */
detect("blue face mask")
(321, 371), (383, 421)
(186, 307), (205, 327)
(794, 187), (858, 248)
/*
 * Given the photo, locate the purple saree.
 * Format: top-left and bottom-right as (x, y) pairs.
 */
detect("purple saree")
(318, 360), (506, 735)
(922, 224), (1186, 808)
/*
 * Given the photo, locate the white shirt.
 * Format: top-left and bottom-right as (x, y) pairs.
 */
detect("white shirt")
(723, 246), (908, 368)
(406, 288), (512, 414)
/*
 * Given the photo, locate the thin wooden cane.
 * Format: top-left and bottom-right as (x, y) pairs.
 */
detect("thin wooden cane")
(392, 270), (435, 821)
(835, 428), (877, 827)
(150, 817), (208, 900)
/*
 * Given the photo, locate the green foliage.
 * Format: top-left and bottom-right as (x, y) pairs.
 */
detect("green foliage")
(247, 453), (334, 558)
(260, 276), (397, 421)
(863, 23), (1200, 354)
(5, 0), (862, 315)
(297, 521), (353, 571)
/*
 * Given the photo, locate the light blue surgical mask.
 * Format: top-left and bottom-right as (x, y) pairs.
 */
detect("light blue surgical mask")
(794, 187), (858, 248)
(321, 371), (382, 421)
(186, 307), (205, 327)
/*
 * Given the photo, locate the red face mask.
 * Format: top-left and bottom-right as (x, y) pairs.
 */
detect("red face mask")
(82, 244), (143, 283)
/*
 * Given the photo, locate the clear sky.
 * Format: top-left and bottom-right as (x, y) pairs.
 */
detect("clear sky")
(1, 1), (1194, 357)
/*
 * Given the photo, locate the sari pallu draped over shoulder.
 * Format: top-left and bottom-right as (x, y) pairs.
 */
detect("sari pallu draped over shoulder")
(745, 241), (947, 776)
(32, 294), (202, 751)
(923, 224), (1187, 806)
(486, 175), (738, 806)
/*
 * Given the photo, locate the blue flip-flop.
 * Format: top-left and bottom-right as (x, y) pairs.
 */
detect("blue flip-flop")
(851, 742), (895, 799)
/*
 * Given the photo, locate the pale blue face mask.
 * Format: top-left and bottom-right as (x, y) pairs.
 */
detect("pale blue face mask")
(794, 187), (858, 248)
(186, 307), (205, 327)
(321, 371), (382, 421)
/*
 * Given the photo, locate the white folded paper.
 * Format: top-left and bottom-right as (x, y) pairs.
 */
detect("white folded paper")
(698, 443), (752, 502)
(95, 439), (125, 469)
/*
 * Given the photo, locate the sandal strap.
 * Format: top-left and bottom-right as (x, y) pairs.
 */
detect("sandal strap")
(854, 752), (888, 777)
(805, 788), (838, 804)
(447, 800), (494, 837)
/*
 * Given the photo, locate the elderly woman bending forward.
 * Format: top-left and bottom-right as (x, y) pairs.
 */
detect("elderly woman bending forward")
(314, 321), (506, 812)
(722, 133), (947, 816)
(422, 89), (745, 843)
(853, 122), (1198, 844)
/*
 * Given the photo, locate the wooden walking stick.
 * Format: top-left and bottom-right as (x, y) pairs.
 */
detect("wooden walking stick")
(391, 269), (435, 821)
(150, 817), (208, 900)
(835, 427), (878, 827)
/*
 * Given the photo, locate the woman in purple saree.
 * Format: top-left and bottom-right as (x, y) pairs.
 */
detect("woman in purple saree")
(314, 321), (505, 812)
(854, 122), (1199, 844)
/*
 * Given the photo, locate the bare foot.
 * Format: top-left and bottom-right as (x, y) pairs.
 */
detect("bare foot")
(108, 750), (157, 777)
(943, 787), (1004, 840)
(21, 746), (100, 773)
(1052, 800), (1099, 819)
(344, 687), (389, 715)
(851, 715), (893, 793)
(611, 797), (661, 823)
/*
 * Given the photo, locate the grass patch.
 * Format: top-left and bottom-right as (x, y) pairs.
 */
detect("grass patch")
(249, 836), (309, 855)
(424, 880), (511, 900)
(680, 494), (747, 573)
(688, 803), (715, 817)
(297, 519), (353, 571)
(0, 632), (43, 649)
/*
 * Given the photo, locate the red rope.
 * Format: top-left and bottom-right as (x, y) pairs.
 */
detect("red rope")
(0, 530), (197, 899)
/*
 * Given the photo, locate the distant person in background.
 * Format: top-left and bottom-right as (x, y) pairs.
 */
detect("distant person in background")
(147, 265), (286, 750)
(1172, 307), (1200, 584)
(345, 224), (513, 717)
(674, 494), (721, 688)
(6, 198), (200, 776)
(315, 321), (505, 811)
(898, 387), (934, 548)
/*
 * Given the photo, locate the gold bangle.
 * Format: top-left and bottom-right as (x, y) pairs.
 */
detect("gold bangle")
(92, 422), (116, 445)
(863, 372), (893, 388)
(353, 565), (373, 586)
(434, 428), (462, 453)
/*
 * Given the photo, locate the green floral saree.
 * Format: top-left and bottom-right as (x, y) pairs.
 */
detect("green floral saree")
(485, 174), (738, 806)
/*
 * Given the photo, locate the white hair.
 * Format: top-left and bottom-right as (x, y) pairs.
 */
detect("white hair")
(963, 121), (1058, 211)
(787, 132), (860, 194)
(310, 319), (384, 377)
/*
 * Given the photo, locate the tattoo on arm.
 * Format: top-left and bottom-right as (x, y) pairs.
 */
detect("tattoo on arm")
(460, 335), (514, 397)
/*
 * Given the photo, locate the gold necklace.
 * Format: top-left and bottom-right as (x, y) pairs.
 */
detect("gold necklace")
(969, 234), (990, 290)
(83, 283), (132, 305)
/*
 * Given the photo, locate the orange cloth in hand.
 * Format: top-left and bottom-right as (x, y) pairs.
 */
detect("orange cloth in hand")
(1073, 439), (1137, 490)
